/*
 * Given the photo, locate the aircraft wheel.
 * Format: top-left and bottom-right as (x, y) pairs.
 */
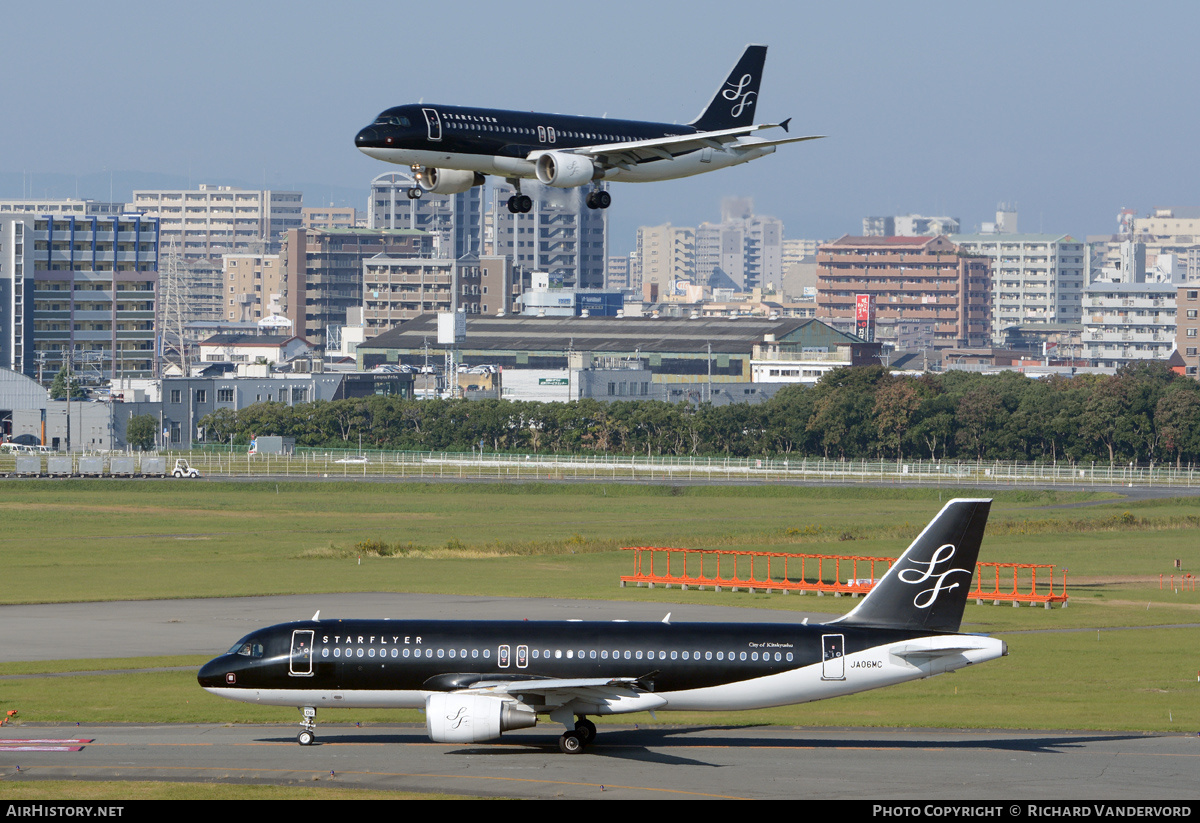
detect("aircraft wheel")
(558, 731), (585, 754)
(517, 194), (532, 213)
(585, 192), (598, 209)
(407, 187), (423, 199)
(298, 730), (315, 746)
(575, 718), (596, 744)
(596, 191), (611, 209)
(507, 195), (520, 214)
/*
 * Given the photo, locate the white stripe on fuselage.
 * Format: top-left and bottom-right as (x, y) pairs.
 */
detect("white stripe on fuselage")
(357, 143), (775, 184)
(203, 635), (1004, 716)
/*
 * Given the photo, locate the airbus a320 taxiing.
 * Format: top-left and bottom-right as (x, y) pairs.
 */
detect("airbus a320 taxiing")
(199, 499), (1006, 754)
(354, 44), (822, 214)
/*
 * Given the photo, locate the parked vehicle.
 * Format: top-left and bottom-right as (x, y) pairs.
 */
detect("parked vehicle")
(172, 459), (201, 479)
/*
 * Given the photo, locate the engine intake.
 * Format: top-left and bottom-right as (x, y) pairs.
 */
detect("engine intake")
(421, 168), (485, 195)
(425, 694), (537, 743)
(535, 152), (598, 188)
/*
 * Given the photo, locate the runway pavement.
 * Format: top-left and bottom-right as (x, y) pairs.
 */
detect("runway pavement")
(2, 723), (1198, 799)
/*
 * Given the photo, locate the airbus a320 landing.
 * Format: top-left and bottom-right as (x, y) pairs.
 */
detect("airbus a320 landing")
(199, 499), (1007, 754)
(353, 44), (822, 213)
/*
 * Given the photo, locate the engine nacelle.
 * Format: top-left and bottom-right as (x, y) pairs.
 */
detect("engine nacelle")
(421, 167), (484, 195)
(425, 694), (537, 744)
(534, 152), (598, 188)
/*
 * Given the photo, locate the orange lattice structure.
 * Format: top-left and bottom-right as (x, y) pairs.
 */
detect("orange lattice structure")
(620, 546), (895, 596)
(971, 562), (1069, 608)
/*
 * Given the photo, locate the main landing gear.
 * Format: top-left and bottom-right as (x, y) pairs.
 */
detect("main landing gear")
(558, 716), (597, 754)
(585, 189), (611, 210)
(407, 164), (424, 199)
(505, 177), (533, 213)
(297, 706), (317, 745)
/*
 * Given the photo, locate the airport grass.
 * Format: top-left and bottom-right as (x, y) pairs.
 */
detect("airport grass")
(1, 479), (1198, 737)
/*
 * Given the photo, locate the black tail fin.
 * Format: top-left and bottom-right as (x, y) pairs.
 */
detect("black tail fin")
(834, 498), (991, 633)
(690, 44), (768, 132)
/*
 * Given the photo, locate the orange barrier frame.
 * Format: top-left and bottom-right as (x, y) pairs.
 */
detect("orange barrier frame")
(620, 546), (894, 596)
(1161, 574), (1196, 592)
(971, 562), (1069, 607)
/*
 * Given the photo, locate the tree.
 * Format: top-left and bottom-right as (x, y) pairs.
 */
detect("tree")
(126, 414), (158, 451)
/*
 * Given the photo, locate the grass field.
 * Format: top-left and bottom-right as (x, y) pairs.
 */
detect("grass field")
(1, 479), (1198, 737)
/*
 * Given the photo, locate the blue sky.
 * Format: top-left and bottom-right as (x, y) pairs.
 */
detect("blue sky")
(3, 0), (1197, 253)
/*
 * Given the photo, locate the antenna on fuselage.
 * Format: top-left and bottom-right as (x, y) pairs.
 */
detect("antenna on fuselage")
(312, 610), (321, 621)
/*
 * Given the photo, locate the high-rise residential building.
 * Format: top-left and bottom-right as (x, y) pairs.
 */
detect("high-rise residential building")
(302, 207), (358, 230)
(695, 198), (783, 292)
(950, 232), (1086, 342)
(223, 254), (285, 322)
(488, 181), (607, 289)
(131, 185), (303, 261)
(281, 227), (432, 347)
(605, 254), (633, 291)
(863, 214), (961, 237)
(815, 235), (991, 350)
(636, 224), (696, 302)
(1177, 286), (1200, 378)
(368, 172), (483, 259)
(1, 213), (158, 381)
(362, 255), (482, 337)
(1082, 281), (1178, 368)
(0, 199), (125, 218)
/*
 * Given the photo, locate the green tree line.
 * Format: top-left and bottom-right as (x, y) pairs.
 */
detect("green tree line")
(197, 362), (1200, 466)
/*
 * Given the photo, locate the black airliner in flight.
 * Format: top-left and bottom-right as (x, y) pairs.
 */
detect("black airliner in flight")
(353, 44), (822, 214)
(199, 499), (1006, 754)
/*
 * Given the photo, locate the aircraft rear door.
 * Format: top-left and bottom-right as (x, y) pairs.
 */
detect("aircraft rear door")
(290, 630), (315, 677)
(422, 108), (442, 142)
(821, 634), (845, 681)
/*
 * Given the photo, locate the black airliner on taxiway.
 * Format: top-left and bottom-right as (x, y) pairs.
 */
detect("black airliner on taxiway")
(353, 44), (823, 213)
(199, 499), (1007, 754)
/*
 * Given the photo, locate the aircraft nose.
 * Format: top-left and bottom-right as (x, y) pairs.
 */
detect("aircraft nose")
(355, 126), (378, 147)
(197, 656), (228, 689)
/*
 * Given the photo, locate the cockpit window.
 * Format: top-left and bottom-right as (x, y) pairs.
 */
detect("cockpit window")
(373, 115), (410, 127)
(227, 638), (265, 658)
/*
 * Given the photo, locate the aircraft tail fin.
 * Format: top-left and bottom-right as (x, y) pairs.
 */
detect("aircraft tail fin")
(690, 44), (768, 132)
(833, 498), (991, 634)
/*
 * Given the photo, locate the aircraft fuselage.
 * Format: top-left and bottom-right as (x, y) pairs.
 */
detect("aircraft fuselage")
(199, 617), (1003, 714)
(354, 104), (774, 184)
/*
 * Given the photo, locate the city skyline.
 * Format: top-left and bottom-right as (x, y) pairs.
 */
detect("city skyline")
(2, 0), (1198, 254)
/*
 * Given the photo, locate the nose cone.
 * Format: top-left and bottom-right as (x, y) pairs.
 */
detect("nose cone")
(355, 125), (379, 148)
(197, 655), (229, 689)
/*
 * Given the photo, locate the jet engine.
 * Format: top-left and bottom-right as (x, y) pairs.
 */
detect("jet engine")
(421, 168), (485, 195)
(534, 152), (598, 188)
(425, 694), (538, 743)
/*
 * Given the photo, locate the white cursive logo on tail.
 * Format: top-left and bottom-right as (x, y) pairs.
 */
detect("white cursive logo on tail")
(722, 74), (756, 118)
(897, 543), (971, 608)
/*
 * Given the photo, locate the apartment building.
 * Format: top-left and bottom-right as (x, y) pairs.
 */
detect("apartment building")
(488, 181), (607, 289)
(368, 172), (483, 259)
(361, 255), (482, 338)
(132, 185), (303, 260)
(1177, 286), (1200, 378)
(1, 213), (158, 380)
(815, 235), (991, 350)
(636, 224), (696, 302)
(950, 233), (1086, 342)
(281, 227), (432, 346)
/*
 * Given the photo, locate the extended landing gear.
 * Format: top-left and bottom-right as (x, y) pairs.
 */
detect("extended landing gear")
(297, 706), (317, 745)
(558, 716), (597, 754)
(585, 189), (611, 210)
(506, 177), (533, 214)
(408, 164), (425, 199)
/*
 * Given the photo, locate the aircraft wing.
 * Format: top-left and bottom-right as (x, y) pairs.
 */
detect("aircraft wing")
(452, 675), (667, 713)
(550, 122), (823, 168)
